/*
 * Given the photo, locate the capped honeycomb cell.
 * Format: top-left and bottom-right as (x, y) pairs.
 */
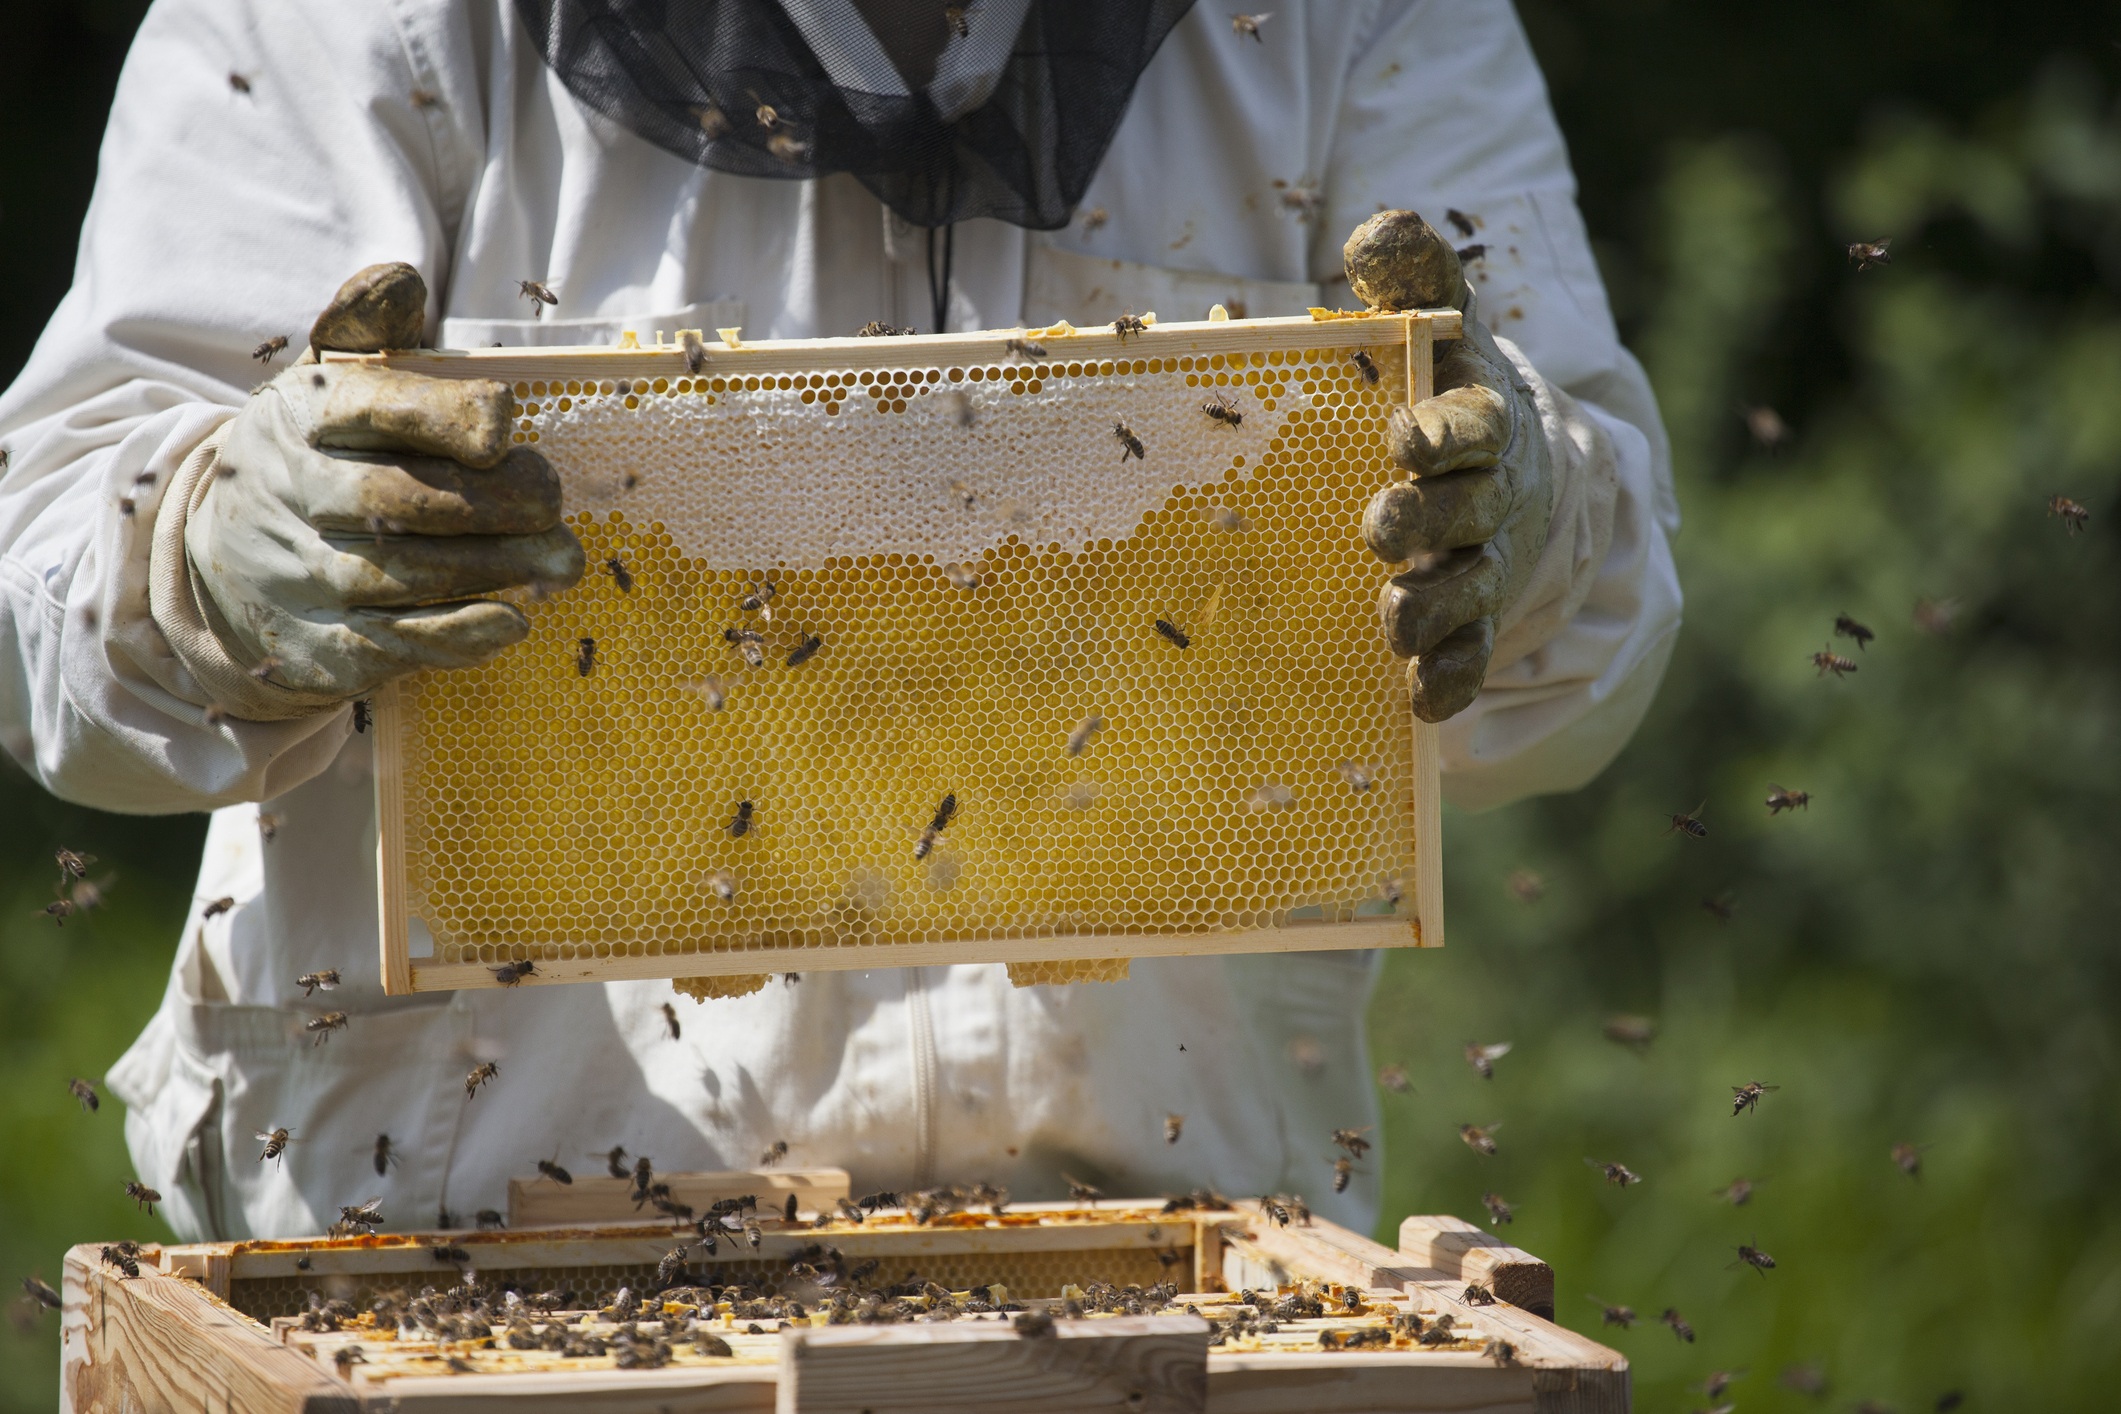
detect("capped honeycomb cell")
(365, 313), (1448, 994)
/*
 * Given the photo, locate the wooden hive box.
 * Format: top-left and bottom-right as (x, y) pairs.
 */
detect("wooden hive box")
(340, 309), (1457, 997)
(60, 1194), (1624, 1412)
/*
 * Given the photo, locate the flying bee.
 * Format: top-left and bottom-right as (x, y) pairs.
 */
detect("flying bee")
(1712, 1176), (1758, 1206)
(1164, 1113), (1183, 1144)
(68, 1077), (100, 1112)
(431, 1245), (470, 1266)
(1744, 403), (1790, 448)
(518, 279), (559, 316)
(1458, 1123), (1499, 1157)
(1153, 617), (1189, 649)
(1587, 1296), (1635, 1328)
(1114, 420), (1145, 461)
(257, 812), (280, 842)
(1330, 1156), (1356, 1193)
(1202, 391), (1243, 427)
(1665, 800), (1708, 838)
(604, 1145), (630, 1180)
(631, 1155), (656, 1197)
(228, 71), (252, 94)
(655, 1243), (690, 1288)
(1846, 237), (1892, 271)
(728, 800), (754, 837)
(943, 4), (970, 38)
(1731, 1079), (1780, 1116)
(1112, 314), (1148, 341)
(754, 102), (779, 129)
(305, 1011), (349, 1044)
(766, 132), (810, 163)
(465, 1060), (500, 1098)
(22, 1276), (60, 1311)
(1456, 242), (1487, 262)
(1445, 209), (1478, 239)
(1463, 1042), (1511, 1080)
(1603, 1014), (1657, 1052)
(1334, 761), (1376, 792)
(251, 335), (288, 364)
(661, 1001), (681, 1040)
(373, 1134), (400, 1176)
(725, 627), (765, 667)
(1064, 1175), (1104, 1202)
(706, 868), (736, 902)
(760, 1139), (788, 1166)
(338, 1197), (384, 1233)
(1377, 1063), (1413, 1094)
(2049, 494), (2090, 533)
(42, 893), (74, 927)
(1231, 12), (1271, 42)
(490, 959), (536, 986)
(1731, 1242), (1776, 1275)
(537, 1157), (573, 1185)
(1812, 646), (1858, 678)
(1914, 596), (1960, 635)
(1699, 1370), (1747, 1401)
(605, 557), (633, 592)
(1065, 714), (1105, 757)
(1352, 350), (1380, 385)
(1834, 612), (1874, 649)
(679, 675), (726, 710)
(1481, 1190), (1514, 1226)
(1483, 1339), (1519, 1367)
(123, 1180), (161, 1214)
(914, 792), (957, 859)
(573, 637), (597, 676)
(786, 634), (822, 666)
(297, 969), (339, 997)
(1764, 782), (1812, 816)
(54, 847), (94, 882)
(1004, 337), (1047, 359)
(1661, 1307), (1695, 1343)
(256, 1126), (296, 1163)
(202, 896), (236, 919)
(1892, 1141), (1928, 1179)
(740, 580), (778, 616)
(1330, 1127), (1373, 1159)
(1587, 1158), (1642, 1187)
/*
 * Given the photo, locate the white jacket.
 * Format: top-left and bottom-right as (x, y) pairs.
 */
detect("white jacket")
(0, 0), (1678, 1241)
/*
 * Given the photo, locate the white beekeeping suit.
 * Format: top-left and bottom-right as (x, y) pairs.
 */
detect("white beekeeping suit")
(0, 0), (1678, 1241)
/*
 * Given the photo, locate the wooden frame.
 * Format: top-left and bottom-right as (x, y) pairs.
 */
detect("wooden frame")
(348, 311), (1457, 996)
(63, 1196), (1623, 1413)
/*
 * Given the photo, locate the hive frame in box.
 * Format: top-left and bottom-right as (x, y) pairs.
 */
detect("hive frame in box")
(63, 1197), (1625, 1412)
(353, 310), (1457, 995)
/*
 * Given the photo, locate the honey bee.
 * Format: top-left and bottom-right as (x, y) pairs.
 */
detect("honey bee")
(1731, 1241), (1776, 1275)
(42, 893), (74, 927)
(1586, 1158), (1642, 1187)
(1064, 1175), (1104, 1202)
(856, 320), (912, 337)
(1114, 420), (1145, 461)
(1330, 1126), (1372, 1158)
(1730, 1079), (1780, 1116)
(1711, 1176), (1758, 1206)
(729, 800), (754, 837)
(202, 896), (236, 919)
(656, 1243), (691, 1288)
(257, 811), (280, 842)
(740, 580), (778, 616)
(1587, 1296), (1635, 1328)
(352, 698), (372, 733)
(691, 104), (729, 138)
(410, 88), (441, 111)
(679, 676), (726, 710)
(1230, 11), (1273, 41)
(338, 1197), (384, 1233)
(1660, 1307), (1696, 1343)
(1603, 1014), (1657, 1052)
(123, 1180), (161, 1213)
(661, 1002), (681, 1040)
(1463, 1042), (1511, 1080)
(251, 335), (288, 364)
(605, 557), (634, 593)
(1278, 184), (1324, 219)
(1288, 1035), (1326, 1076)
(1744, 403), (1790, 448)
(767, 133), (810, 163)
(1891, 1140), (1928, 1179)
(1112, 314), (1148, 341)
(2049, 494), (2090, 533)
(537, 1157), (573, 1184)
(760, 1139), (789, 1166)
(1080, 206), (1109, 234)
(574, 637), (597, 676)
(680, 329), (707, 374)
(1376, 1063), (1413, 1094)
(296, 969), (339, 997)
(1330, 1156), (1356, 1193)
(1445, 209), (1478, 238)
(518, 279), (559, 316)
(1698, 1370), (1747, 1401)
(305, 1011), (349, 1044)
(1812, 646), (1858, 678)
(474, 1209), (505, 1229)
(1506, 868), (1544, 902)
(1481, 1190), (1514, 1225)
(1153, 617), (1189, 649)
(1483, 1339), (1519, 1366)
(1164, 1113), (1183, 1145)
(706, 868), (737, 901)
(1332, 762), (1377, 792)
(1004, 337), (1047, 359)
(228, 71), (252, 94)
(1914, 596), (1960, 635)
(51, 848), (94, 884)
(68, 1077), (99, 1112)
(1846, 237), (1892, 271)
(725, 627), (765, 667)
(373, 1134), (400, 1176)
(604, 1145), (630, 1180)
(786, 634), (822, 666)
(915, 793), (957, 858)
(1665, 800), (1708, 838)
(1202, 391), (1243, 427)
(100, 1245), (140, 1279)
(464, 1060), (500, 1098)
(490, 959), (536, 986)
(1352, 350), (1380, 385)
(944, 5), (970, 38)
(1458, 1123), (1499, 1156)
(22, 1276), (60, 1310)
(1065, 714), (1105, 757)
(431, 1245), (470, 1266)
(256, 1126), (295, 1163)
(1833, 612), (1874, 650)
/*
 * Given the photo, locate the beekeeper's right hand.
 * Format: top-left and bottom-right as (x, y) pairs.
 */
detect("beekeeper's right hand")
(154, 264), (584, 720)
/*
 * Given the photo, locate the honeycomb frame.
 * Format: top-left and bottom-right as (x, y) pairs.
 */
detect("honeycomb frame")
(345, 311), (1455, 995)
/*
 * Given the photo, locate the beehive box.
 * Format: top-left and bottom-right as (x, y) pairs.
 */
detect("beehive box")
(60, 1196), (1625, 1412)
(343, 310), (1457, 996)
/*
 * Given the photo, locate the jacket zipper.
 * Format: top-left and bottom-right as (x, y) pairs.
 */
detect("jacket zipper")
(905, 967), (938, 1189)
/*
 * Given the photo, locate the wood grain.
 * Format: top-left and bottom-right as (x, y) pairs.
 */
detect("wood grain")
(374, 680), (413, 996)
(61, 1245), (356, 1414)
(1404, 311), (1446, 950)
(509, 1167), (851, 1227)
(778, 1314), (1208, 1414)
(1209, 1351), (1534, 1414)
(1398, 1216), (1556, 1319)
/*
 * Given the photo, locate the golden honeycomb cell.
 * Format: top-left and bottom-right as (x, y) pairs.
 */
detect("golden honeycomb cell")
(371, 315), (1443, 993)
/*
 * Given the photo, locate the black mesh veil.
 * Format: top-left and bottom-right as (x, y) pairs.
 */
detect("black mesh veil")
(515, 0), (1199, 231)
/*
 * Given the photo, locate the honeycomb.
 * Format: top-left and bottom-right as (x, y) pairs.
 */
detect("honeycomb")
(381, 317), (1435, 988)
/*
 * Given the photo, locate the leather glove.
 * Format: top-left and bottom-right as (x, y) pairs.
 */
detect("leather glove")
(155, 264), (584, 718)
(1344, 211), (1557, 723)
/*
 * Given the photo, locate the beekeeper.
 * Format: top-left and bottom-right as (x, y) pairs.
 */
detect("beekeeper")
(0, 0), (1677, 1241)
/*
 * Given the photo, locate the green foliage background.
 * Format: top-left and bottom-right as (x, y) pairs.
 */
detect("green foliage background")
(2, 4), (2117, 1407)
